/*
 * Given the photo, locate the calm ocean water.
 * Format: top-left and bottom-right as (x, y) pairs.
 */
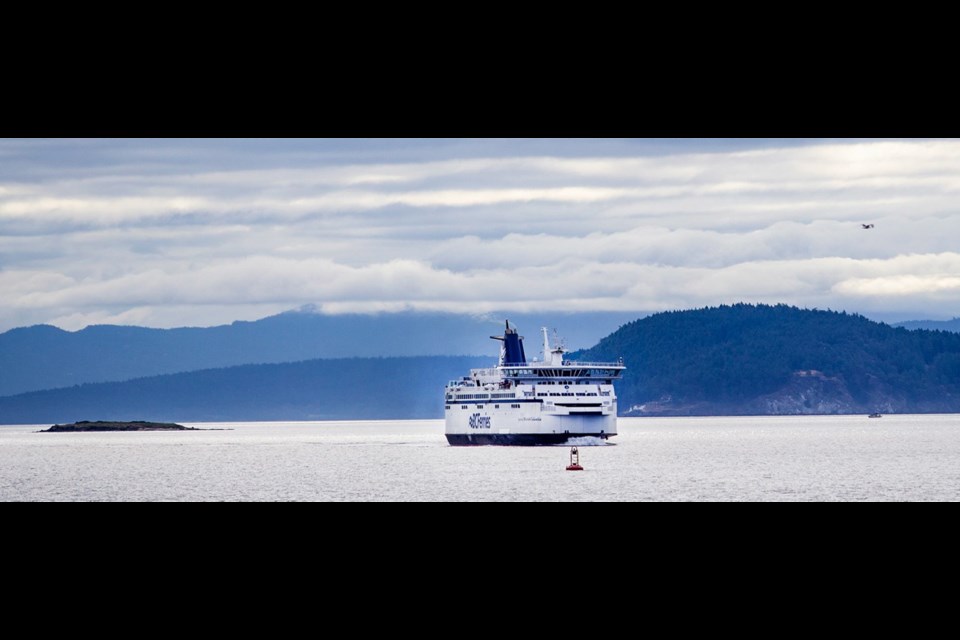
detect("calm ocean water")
(2, 415), (959, 501)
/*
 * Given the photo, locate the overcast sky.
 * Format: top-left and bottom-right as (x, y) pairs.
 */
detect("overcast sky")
(1, 138), (958, 332)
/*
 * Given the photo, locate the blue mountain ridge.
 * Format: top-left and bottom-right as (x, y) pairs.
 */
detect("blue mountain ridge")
(0, 309), (640, 397)
(894, 318), (960, 333)
(0, 356), (491, 424)
(3, 304), (959, 424)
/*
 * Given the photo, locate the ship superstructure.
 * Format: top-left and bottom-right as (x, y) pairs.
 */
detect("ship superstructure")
(444, 321), (625, 445)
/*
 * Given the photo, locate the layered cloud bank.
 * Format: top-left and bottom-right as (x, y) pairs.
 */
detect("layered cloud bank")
(1, 138), (958, 331)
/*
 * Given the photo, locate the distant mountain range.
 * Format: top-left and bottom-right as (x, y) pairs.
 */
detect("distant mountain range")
(893, 318), (960, 333)
(0, 309), (639, 397)
(3, 304), (960, 424)
(574, 304), (960, 416)
(0, 356), (491, 424)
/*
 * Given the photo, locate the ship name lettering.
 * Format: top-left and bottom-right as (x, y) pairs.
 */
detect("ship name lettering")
(468, 413), (492, 429)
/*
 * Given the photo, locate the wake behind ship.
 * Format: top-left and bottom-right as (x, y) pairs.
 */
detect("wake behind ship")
(445, 321), (625, 445)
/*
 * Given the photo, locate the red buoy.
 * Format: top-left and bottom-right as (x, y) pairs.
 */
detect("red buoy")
(566, 446), (583, 471)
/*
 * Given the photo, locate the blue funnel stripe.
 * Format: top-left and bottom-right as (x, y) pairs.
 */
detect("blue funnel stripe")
(503, 327), (526, 364)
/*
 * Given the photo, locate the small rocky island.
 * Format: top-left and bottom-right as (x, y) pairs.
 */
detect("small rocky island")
(42, 420), (199, 432)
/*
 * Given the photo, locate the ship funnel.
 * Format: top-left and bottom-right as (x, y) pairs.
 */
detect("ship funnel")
(492, 319), (527, 365)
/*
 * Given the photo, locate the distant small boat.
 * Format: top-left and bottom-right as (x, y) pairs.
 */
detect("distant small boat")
(868, 413), (882, 418)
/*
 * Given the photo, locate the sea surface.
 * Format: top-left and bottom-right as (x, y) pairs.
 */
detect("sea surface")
(2, 415), (959, 501)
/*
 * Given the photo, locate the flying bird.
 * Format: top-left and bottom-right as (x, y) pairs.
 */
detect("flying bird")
(861, 223), (875, 229)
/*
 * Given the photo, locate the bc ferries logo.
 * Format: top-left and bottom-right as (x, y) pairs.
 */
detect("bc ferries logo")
(469, 413), (492, 429)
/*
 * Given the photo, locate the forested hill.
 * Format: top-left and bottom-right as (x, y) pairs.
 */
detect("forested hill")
(574, 304), (960, 416)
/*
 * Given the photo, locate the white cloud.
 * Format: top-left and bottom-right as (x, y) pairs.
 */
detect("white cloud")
(45, 303), (294, 332)
(834, 274), (960, 296)
(6, 250), (958, 326)
(2, 138), (960, 331)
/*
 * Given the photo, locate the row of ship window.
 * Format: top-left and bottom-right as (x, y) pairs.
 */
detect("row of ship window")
(450, 391), (612, 401)
(446, 404), (523, 410)
(537, 392), (599, 397)
(450, 392), (516, 400)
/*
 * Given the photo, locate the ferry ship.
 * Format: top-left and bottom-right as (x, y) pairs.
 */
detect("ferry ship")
(445, 321), (625, 445)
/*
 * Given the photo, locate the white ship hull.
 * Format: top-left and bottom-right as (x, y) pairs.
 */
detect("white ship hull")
(445, 403), (617, 445)
(444, 322), (625, 446)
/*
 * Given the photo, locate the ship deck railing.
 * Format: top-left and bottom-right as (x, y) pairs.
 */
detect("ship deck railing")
(500, 361), (624, 368)
(498, 362), (625, 380)
(446, 361), (626, 388)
